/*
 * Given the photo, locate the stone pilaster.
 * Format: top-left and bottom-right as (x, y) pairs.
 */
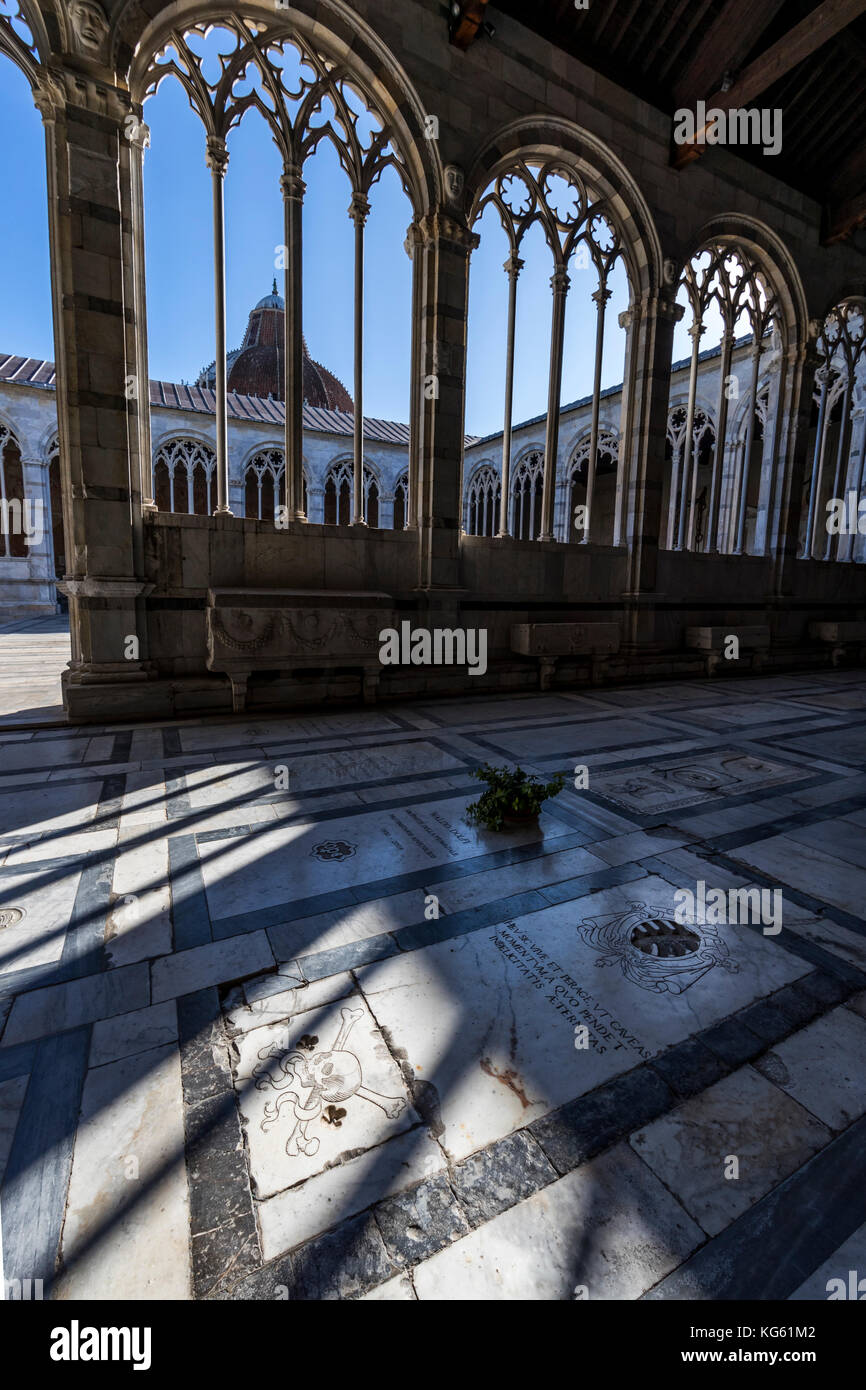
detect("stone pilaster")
(414, 210), (479, 592)
(37, 73), (153, 707)
(622, 287), (684, 598)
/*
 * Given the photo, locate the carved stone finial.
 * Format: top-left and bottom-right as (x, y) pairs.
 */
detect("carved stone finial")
(69, 0), (110, 63)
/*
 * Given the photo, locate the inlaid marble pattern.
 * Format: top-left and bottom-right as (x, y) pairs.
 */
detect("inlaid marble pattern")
(591, 748), (810, 814)
(2, 668), (866, 1302)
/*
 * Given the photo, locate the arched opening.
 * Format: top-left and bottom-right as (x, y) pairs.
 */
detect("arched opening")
(153, 438), (216, 516)
(393, 472), (409, 531)
(801, 297), (866, 562)
(465, 464), (501, 536)
(467, 131), (650, 547)
(667, 239), (786, 555)
(511, 450), (544, 541)
(567, 429), (619, 542)
(0, 421), (27, 558)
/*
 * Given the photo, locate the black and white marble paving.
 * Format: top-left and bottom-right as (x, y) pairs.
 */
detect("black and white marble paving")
(2, 666), (866, 1300)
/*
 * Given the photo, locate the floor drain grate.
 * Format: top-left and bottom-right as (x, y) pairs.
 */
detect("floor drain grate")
(0, 907), (25, 929)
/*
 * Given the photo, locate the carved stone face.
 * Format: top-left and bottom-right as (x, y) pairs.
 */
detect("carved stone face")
(70, 0), (109, 56)
(444, 164), (464, 203)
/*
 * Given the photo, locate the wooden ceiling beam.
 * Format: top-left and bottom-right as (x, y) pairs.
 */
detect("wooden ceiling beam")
(672, 0), (787, 105)
(673, 0), (866, 167)
(449, 0), (490, 51)
(824, 188), (866, 244)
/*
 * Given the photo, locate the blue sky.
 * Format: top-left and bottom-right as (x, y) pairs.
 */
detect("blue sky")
(0, 52), (703, 438)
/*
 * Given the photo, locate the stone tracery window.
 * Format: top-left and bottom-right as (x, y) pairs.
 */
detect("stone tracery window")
(393, 472), (409, 531)
(0, 420), (27, 557)
(802, 297), (866, 562)
(668, 243), (778, 554)
(141, 16), (418, 529)
(324, 460), (378, 527)
(664, 407), (715, 549)
(566, 429), (619, 543)
(511, 450), (544, 541)
(153, 438), (217, 516)
(465, 464), (501, 537)
(470, 158), (628, 543)
(243, 448), (308, 521)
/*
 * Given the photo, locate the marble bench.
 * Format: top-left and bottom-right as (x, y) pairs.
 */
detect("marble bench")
(808, 620), (866, 666)
(206, 588), (397, 712)
(510, 621), (621, 690)
(685, 625), (771, 676)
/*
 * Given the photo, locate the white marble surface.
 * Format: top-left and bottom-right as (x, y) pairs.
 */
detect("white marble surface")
(54, 1043), (191, 1300)
(630, 1066), (831, 1236)
(89, 1001), (178, 1068)
(184, 742), (466, 807)
(0, 865), (82, 975)
(233, 995), (416, 1197)
(732, 835), (866, 917)
(151, 930), (275, 1004)
(756, 1007), (866, 1131)
(257, 1125), (445, 1258)
(358, 876), (808, 1162)
(412, 1142), (704, 1300)
(198, 796), (568, 923)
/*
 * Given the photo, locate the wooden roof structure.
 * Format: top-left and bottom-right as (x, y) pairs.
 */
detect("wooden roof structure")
(451, 0), (866, 244)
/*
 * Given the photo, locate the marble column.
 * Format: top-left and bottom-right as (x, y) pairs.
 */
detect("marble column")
(539, 266), (570, 543)
(349, 192), (370, 526)
(706, 329), (734, 552)
(404, 221), (423, 530)
(206, 136), (232, 517)
(281, 162), (306, 521)
(582, 284), (612, 544)
(676, 321), (704, 550)
(498, 253), (523, 537)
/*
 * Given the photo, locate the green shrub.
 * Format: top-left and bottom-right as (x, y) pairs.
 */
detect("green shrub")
(465, 762), (566, 832)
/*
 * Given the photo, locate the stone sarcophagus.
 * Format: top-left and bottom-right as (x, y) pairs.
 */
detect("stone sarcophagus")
(510, 621), (621, 689)
(206, 588), (397, 711)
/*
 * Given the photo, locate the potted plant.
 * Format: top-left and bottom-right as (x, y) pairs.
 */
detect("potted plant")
(465, 762), (566, 832)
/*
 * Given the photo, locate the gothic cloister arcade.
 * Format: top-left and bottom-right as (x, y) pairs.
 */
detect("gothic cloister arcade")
(0, 2), (864, 723)
(3, 0), (866, 1321)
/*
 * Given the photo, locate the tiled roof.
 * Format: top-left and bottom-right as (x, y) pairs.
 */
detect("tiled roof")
(0, 351), (413, 446)
(0, 354), (57, 387)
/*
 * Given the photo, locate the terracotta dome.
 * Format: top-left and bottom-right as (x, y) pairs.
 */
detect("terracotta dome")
(223, 282), (354, 412)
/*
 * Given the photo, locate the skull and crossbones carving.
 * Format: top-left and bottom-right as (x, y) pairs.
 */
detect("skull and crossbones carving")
(254, 1006), (406, 1158)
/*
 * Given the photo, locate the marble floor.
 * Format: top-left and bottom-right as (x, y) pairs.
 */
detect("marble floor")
(2, 657), (866, 1300)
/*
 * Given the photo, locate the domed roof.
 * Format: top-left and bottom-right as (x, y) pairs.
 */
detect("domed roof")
(255, 285), (285, 312)
(222, 281), (353, 412)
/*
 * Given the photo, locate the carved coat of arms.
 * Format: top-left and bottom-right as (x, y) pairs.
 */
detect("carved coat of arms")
(577, 901), (739, 994)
